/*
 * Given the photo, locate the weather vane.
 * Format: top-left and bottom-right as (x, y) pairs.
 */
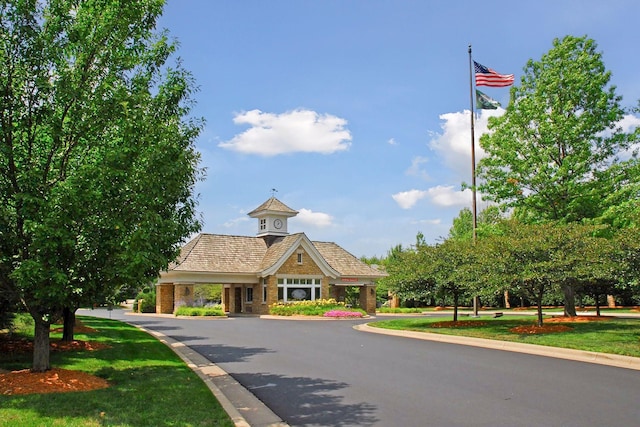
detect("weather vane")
(271, 188), (278, 197)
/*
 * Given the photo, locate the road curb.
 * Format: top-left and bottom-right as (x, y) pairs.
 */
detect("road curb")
(354, 323), (640, 371)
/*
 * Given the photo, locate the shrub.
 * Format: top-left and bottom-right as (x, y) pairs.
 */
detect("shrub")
(135, 289), (156, 313)
(269, 299), (366, 317)
(174, 306), (225, 317)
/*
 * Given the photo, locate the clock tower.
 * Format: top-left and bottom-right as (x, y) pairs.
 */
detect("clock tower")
(247, 196), (298, 240)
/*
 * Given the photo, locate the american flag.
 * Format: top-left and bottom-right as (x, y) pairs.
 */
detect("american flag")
(474, 61), (514, 87)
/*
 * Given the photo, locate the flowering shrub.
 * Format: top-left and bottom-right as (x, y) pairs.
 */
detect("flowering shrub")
(269, 299), (366, 317)
(323, 310), (364, 318)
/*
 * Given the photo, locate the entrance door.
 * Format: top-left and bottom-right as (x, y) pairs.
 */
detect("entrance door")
(234, 287), (242, 313)
(224, 288), (230, 313)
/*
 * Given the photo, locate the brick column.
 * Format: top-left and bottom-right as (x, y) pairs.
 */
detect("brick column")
(359, 285), (377, 315)
(321, 278), (330, 301)
(174, 284), (194, 309)
(156, 284), (175, 314)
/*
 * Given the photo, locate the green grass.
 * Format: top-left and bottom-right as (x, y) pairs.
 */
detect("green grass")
(0, 316), (234, 427)
(371, 316), (640, 357)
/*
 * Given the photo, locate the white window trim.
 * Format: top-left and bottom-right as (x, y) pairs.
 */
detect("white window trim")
(277, 276), (322, 302)
(262, 278), (267, 304)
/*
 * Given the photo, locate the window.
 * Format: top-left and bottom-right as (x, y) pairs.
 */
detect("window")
(277, 277), (321, 302)
(297, 252), (303, 264)
(259, 219), (266, 231)
(246, 287), (253, 303)
(262, 278), (267, 303)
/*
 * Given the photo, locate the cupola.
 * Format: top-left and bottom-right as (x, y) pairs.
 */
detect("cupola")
(247, 197), (298, 239)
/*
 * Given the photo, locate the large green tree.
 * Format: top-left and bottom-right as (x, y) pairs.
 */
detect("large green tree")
(0, 0), (202, 371)
(476, 35), (638, 315)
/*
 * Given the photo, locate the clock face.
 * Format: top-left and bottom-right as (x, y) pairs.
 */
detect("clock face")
(274, 219), (283, 229)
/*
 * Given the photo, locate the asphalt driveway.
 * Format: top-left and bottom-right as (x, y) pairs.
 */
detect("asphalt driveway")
(86, 309), (640, 427)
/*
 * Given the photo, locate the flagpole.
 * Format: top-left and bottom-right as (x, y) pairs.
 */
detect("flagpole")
(468, 45), (478, 244)
(468, 45), (479, 318)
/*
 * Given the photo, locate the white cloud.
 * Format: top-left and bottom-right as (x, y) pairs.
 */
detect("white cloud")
(392, 189), (428, 209)
(393, 186), (474, 210)
(294, 208), (334, 227)
(428, 109), (503, 179)
(427, 185), (472, 207)
(387, 137), (397, 145)
(218, 109), (352, 156)
(618, 114), (640, 160)
(223, 216), (250, 228)
(405, 156), (430, 180)
(618, 113), (640, 132)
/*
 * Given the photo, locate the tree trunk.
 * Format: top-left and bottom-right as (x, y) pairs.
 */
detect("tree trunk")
(452, 292), (458, 322)
(62, 307), (75, 342)
(595, 294), (601, 317)
(535, 282), (545, 327)
(32, 317), (51, 372)
(504, 290), (510, 309)
(562, 284), (577, 317)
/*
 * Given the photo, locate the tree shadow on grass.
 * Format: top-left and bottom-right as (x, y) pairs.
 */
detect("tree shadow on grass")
(234, 372), (379, 426)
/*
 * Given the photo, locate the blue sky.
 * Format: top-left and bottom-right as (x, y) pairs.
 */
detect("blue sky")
(157, 0), (640, 258)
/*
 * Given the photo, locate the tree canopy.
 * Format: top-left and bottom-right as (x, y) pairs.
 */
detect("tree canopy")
(477, 35), (637, 223)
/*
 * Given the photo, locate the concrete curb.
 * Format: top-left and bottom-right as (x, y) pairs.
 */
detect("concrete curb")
(354, 323), (640, 371)
(134, 325), (289, 427)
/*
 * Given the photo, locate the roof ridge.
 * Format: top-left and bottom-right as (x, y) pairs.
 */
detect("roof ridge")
(174, 233), (202, 268)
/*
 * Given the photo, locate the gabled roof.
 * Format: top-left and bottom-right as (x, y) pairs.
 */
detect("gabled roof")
(247, 197), (298, 218)
(259, 233), (341, 278)
(314, 241), (387, 278)
(166, 233), (386, 280)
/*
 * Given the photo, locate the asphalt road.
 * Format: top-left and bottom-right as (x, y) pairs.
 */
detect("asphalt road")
(88, 310), (640, 427)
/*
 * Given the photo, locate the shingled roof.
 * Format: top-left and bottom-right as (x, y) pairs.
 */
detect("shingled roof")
(168, 233), (386, 279)
(247, 197), (298, 217)
(314, 241), (386, 277)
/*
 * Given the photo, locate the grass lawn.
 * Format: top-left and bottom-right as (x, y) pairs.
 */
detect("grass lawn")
(0, 316), (234, 427)
(371, 315), (640, 357)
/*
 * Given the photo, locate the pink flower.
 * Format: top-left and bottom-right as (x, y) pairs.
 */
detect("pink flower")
(323, 310), (364, 318)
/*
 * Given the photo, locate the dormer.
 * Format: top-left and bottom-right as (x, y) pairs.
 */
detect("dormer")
(247, 197), (298, 238)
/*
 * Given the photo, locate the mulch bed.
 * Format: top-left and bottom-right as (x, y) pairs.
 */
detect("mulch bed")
(0, 368), (109, 395)
(0, 321), (110, 395)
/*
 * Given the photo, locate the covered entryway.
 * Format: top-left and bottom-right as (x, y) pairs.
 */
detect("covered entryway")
(331, 283), (377, 314)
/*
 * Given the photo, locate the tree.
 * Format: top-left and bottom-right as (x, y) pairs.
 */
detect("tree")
(448, 206), (504, 242)
(0, 0), (202, 371)
(431, 240), (476, 322)
(479, 220), (621, 325)
(379, 235), (436, 306)
(477, 35), (638, 316)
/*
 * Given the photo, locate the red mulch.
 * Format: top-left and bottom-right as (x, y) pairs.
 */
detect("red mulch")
(0, 368), (109, 395)
(510, 315), (615, 334)
(0, 322), (110, 395)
